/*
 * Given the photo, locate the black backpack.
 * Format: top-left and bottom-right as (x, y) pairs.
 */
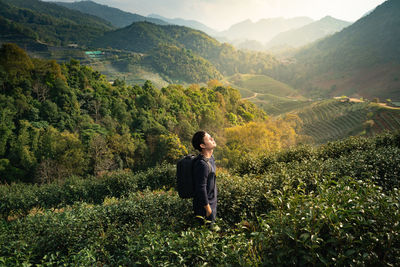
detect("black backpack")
(176, 154), (211, 199)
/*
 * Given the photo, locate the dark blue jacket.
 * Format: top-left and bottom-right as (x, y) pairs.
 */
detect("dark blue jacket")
(192, 155), (217, 219)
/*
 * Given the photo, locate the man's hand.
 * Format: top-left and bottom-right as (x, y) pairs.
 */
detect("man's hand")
(204, 204), (212, 217)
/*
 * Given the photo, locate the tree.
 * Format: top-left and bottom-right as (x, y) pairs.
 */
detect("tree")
(89, 134), (116, 177)
(154, 133), (188, 164)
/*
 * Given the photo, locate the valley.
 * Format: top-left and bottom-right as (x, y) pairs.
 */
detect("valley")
(1, 0), (400, 265)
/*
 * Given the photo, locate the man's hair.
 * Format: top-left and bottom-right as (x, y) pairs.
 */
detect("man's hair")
(192, 131), (206, 152)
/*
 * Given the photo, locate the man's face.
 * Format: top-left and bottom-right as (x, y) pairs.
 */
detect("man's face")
(201, 133), (217, 150)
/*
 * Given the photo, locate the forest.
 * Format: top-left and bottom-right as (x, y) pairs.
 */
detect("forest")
(0, 43), (296, 184)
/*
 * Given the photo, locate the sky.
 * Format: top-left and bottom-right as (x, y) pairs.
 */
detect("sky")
(48, 0), (387, 31)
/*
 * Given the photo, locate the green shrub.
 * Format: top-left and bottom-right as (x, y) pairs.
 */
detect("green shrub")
(120, 227), (254, 266)
(252, 177), (400, 266)
(217, 172), (273, 224)
(0, 190), (193, 264)
(0, 163), (176, 219)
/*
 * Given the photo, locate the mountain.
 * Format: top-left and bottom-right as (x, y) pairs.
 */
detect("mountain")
(148, 14), (217, 36)
(92, 21), (220, 54)
(274, 0), (400, 101)
(55, 1), (169, 28)
(234, 39), (266, 51)
(93, 21), (279, 77)
(266, 16), (352, 49)
(0, 0), (114, 46)
(218, 17), (314, 43)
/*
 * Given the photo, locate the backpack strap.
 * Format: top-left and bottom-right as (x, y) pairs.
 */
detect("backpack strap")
(195, 154), (212, 176)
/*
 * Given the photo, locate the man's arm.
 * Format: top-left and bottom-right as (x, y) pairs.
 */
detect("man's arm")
(194, 160), (210, 215)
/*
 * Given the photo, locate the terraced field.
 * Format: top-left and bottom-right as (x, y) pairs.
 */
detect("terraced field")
(248, 93), (313, 116)
(225, 74), (303, 97)
(224, 74), (311, 115)
(292, 99), (400, 144)
(370, 107), (400, 135)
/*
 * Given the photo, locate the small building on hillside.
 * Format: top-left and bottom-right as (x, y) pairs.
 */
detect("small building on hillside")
(85, 51), (104, 59)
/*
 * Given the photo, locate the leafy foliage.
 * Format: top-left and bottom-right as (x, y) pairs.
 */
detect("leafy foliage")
(0, 44), (270, 183)
(1, 132), (400, 265)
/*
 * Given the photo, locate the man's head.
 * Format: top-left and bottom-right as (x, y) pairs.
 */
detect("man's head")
(192, 131), (216, 152)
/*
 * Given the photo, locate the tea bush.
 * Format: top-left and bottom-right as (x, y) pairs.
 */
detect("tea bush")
(252, 177), (400, 266)
(2, 175), (399, 266)
(2, 132), (400, 265)
(120, 227), (255, 266)
(0, 190), (193, 265)
(235, 131), (400, 176)
(0, 163), (176, 219)
(217, 172), (274, 224)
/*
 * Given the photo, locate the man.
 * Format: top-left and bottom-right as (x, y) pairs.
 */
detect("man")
(191, 131), (217, 225)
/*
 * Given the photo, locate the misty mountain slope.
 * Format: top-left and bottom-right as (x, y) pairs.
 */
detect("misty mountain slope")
(296, 0), (400, 69)
(276, 0), (400, 100)
(92, 21), (279, 77)
(218, 17), (313, 43)
(55, 0), (169, 28)
(0, 0), (114, 46)
(92, 21), (219, 54)
(266, 16), (352, 48)
(148, 14), (217, 36)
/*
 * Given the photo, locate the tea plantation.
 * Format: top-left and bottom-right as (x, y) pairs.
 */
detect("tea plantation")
(293, 99), (400, 144)
(1, 132), (400, 266)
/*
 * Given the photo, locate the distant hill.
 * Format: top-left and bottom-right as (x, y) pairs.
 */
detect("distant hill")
(92, 21), (219, 54)
(266, 16), (352, 49)
(234, 39), (266, 51)
(218, 17), (313, 43)
(0, 0), (114, 46)
(226, 73), (300, 98)
(148, 14), (217, 36)
(93, 21), (279, 77)
(273, 0), (400, 101)
(55, 1), (169, 28)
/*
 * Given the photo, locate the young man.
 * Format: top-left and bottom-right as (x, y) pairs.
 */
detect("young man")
(191, 131), (217, 225)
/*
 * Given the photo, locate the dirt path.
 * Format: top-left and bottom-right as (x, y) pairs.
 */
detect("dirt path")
(342, 98), (400, 110)
(242, 92), (258, 100)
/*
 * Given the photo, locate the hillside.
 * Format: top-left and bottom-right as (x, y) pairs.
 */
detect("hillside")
(291, 98), (400, 144)
(55, 0), (169, 28)
(0, 1), (223, 84)
(218, 17), (314, 43)
(0, 43), (268, 183)
(274, 0), (400, 101)
(0, 0), (114, 46)
(226, 73), (300, 97)
(148, 14), (217, 36)
(93, 21), (279, 77)
(266, 16), (352, 49)
(92, 21), (219, 54)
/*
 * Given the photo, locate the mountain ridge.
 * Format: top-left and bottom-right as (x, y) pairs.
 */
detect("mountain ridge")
(266, 16), (352, 49)
(148, 14), (217, 36)
(55, 0), (169, 28)
(0, 0), (114, 46)
(272, 0), (400, 101)
(218, 17), (314, 43)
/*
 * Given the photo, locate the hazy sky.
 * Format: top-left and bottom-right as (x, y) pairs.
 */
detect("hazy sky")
(48, 0), (387, 31)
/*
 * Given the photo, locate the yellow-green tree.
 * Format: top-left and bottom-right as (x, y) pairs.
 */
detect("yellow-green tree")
(223, 119), (297, 167)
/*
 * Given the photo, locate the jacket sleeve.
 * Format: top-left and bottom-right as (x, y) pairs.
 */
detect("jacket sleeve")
(193, 160), (209, 207)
